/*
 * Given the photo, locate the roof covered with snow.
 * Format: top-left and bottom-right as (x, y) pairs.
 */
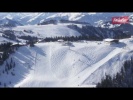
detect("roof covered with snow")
(103, 38), (117, 42)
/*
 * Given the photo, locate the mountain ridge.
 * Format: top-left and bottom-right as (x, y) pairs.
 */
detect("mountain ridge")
(0, 13), (132, 26)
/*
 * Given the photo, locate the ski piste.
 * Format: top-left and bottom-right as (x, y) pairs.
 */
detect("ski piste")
(0, 13), (133, 87)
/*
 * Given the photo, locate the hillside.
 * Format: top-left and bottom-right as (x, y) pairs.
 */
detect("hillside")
(12, 24), (81, 38)
(0, 38), (133, 87)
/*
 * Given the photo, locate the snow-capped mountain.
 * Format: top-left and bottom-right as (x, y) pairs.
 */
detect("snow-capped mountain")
(0, 13), (132, 26)
(0, 13), (133, 44)
(0, 17), (23, 27)
(38, 19), (91, 25)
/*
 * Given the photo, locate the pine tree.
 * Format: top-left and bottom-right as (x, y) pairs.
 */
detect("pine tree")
(11, 58), (13, 64)
(6, 61), (10, 70)
(29, 40), (35, 47)
(13, 62), (15, 68)
(10, 63), (12, 70)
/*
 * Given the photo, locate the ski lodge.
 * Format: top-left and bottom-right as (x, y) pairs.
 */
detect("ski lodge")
(103, 38), (119, 45)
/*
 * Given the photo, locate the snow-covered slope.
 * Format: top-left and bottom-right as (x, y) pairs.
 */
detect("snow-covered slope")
(2, 41), (115, 87)
(12, 24), (81, 38)
(1, 38), (133, 87)
(0, 18), (23, 27)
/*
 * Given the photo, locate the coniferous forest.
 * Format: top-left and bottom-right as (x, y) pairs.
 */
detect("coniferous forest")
(97, 57), (133, 87)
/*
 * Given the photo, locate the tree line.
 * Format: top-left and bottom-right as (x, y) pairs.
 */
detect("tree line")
(42, 35), (102, 42)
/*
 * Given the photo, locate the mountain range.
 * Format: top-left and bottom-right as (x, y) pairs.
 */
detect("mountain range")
(0, 13), (132, 26)
(0, 13), (133, 42)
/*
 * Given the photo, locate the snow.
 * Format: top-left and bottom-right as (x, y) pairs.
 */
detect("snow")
(1, 37), (133, 87)
(12, 24), (81, 38)
(27, 13), (43, 23)
(70, 47), (122, 86)
(0, 13), (132, 26)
